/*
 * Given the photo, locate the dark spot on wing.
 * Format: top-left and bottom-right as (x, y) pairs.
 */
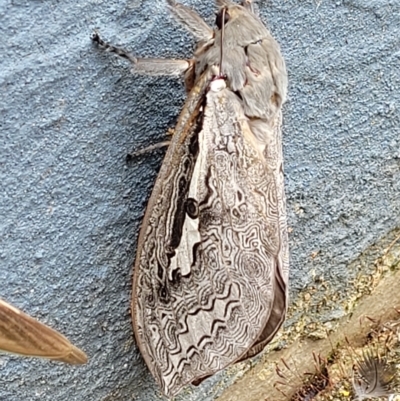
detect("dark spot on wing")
(186, 197), (199, 219)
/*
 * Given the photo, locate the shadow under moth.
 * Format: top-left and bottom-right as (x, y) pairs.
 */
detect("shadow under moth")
(92, 0), (289, 397)
(0, 298), (87, 364)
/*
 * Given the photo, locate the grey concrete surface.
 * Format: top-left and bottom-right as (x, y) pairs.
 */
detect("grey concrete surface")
(0, 0), (399, 400)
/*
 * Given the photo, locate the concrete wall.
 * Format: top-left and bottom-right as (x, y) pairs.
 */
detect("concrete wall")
(1, 0), (399, 400)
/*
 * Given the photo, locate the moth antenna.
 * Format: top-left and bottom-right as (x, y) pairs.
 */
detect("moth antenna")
(91, 31), (137, 65)
(91, 31), (191, 76)
(219, 7), (226, 78)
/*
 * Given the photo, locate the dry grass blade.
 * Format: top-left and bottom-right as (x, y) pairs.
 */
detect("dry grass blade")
(352, 349), (396, 400)
(0, 299), (87, 364)
(273, 354), (330, 401)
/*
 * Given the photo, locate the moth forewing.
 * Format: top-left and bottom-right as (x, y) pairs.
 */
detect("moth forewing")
(93, 0), (288, 397)
(0, 299), (87, 364)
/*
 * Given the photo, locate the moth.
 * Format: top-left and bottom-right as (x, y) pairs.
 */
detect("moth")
(0, 298), (87, 364)
(92, 0), (289, 396)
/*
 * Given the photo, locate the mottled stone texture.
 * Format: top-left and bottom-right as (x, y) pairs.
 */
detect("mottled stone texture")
(0, 0), (399, 400)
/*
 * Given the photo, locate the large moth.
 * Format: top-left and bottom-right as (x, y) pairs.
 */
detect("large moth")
(93, 0), (288, 396)
(0, 298), (87, 364)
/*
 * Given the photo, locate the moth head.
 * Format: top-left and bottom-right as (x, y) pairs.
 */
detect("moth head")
(215, 3), (253, 30)
(215, 7), (230, 30)
(213, 2), (267, 48)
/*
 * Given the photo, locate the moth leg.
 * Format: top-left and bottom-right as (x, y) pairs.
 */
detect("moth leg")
(91, 32), (191, 76)
(126, 141), (170, 161)
(127, 129), (174, 161)
(167, 0), (213, 42)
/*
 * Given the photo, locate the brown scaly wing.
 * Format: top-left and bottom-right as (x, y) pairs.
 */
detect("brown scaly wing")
(0, 298), (87, 364)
